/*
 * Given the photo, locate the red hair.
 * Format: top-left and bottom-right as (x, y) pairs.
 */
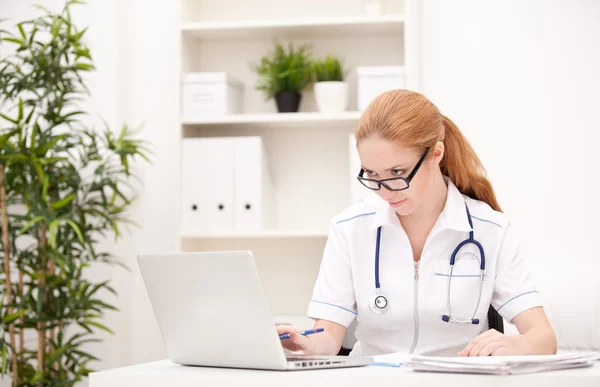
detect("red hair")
(356, 89), (502, 212)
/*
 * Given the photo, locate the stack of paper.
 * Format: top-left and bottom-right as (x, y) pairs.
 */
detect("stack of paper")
(403, 352), (600, 375)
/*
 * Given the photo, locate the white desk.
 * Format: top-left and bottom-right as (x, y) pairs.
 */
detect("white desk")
(90, 359), (600, 387)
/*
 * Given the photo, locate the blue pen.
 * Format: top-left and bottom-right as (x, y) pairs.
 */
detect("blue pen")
(279, 328), (324, 340)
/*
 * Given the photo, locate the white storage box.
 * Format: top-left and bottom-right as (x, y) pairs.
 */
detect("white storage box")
(181, 72), (243, 117)
(357, 66), (405, 111)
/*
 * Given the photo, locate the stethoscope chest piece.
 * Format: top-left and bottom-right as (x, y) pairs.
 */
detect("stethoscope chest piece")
(369, 292), (388, 314)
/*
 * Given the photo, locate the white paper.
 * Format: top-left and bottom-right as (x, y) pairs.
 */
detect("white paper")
(403, 351), (599, 375)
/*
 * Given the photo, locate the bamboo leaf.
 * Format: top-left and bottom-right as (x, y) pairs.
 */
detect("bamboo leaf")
(62, 111), (85, 119)
(31, 369), (43, 383)
(28, 24), (38, 46)
(35, 134), (66, 156)
(30, 120), (39, 150)
(91, 300), (117, 311)
(1, 345), (7, 374)
(51, 16), (61, 38)
(72, 350), (100, 362)
(48, 219), (59, 248)
(51, 193), (76, 210)
(0, 37), (24, 45)
(0, 112), (17, 124)
(74, 63), (94, 71)
(18, 98), (23, 121)
(42, 176), (49, 202)
(36, 287), (43, 316)
(65, 220), (84, 243)
(73, 26), (88, 41)
(78, 323), (93, 334)
(70, 338), (102, 347)
(3, 309), (26, 324)
(17, 23), (26, 40)
(25, 105), (35, 124)
(18, 215), (44, 234)
(85, 320), (114, 335)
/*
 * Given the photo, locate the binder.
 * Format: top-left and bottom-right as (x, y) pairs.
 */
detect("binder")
(181, 136), (274, 234)
(181, 137), (234, 234)
(233, 136), (274, 232)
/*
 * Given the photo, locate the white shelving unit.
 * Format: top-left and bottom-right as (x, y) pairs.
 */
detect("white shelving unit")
(177, 0), (420, 318)
(181, 14), (404, 41)
(181, 111), (362, 129)
(182, 229), (329, 240)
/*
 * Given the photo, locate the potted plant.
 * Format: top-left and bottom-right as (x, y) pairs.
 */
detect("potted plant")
(0, 1), (151, 386)
(251, 41), (312, 113)
(312, 54), (349, 113)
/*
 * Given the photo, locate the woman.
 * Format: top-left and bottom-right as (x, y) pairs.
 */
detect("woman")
(278, 90), (557, 357)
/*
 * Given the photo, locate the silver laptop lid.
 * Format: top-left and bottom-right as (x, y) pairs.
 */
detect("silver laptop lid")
(137, 250), (289, 370)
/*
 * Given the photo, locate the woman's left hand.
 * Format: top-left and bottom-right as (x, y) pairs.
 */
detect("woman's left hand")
(459, 329), (531, 356)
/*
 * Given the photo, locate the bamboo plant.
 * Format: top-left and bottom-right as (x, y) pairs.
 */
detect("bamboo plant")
(0, 1), (151, 386)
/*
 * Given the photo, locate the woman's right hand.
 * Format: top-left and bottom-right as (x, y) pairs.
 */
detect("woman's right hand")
(276, 325), (315, 353)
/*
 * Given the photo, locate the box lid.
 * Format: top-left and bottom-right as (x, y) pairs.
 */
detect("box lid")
(357, 66), (405, 77)
(182, 72), (243, 88)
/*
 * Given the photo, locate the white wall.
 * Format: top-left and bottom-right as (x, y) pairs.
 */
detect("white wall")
(420, 0), (600, 348)
(127, 0), (182, 364)
(0, 0), (136, 384)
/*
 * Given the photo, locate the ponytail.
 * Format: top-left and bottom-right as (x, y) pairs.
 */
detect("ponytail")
(355, 89), (502, 212)
(441, 115), (502, 212)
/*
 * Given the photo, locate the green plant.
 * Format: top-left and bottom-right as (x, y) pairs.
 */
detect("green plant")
(312, 54), (346, 82)
(251, 40), (313, 99)
(0, 1), (151, 386)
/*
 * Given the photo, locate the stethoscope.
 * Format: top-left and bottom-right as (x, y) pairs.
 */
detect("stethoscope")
(369, 202), (485, 325)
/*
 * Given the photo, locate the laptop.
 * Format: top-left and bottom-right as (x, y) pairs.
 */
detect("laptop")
(137, 250), (373, 371)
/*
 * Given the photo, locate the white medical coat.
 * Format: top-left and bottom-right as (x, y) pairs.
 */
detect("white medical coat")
(307, 179), (542, 356)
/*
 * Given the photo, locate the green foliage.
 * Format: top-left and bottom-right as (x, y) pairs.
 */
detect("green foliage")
(0, 1), (151, 386)
(312, 54), (346, 82)
(250, 40), (313, 99)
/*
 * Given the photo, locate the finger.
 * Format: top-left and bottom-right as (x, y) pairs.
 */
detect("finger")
(461, 329), (499, 356)
(275, 325), (296, 335)
(478, 341), (509, 357)
(282, 332), (312, 352)
(468, 336), (498, 357)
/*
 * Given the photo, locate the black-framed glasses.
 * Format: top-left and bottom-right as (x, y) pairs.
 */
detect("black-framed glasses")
(357, 148), (430, 191)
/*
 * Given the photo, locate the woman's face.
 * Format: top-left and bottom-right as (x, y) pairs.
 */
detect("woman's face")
(357, 136), (444, 216)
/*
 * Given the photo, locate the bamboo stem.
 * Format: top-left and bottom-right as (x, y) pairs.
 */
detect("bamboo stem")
(48, 259), (55, 350)
(48, 258), (56, 379)
(37, 222), (47, 387)
(18, 271), (24, 363)
(0, 165), (18, 387)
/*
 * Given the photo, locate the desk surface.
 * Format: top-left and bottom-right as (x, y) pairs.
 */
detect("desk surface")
(90, 359), (600, 387)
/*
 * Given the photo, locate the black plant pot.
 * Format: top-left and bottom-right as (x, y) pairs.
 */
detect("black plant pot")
(275, 91), (301, 113)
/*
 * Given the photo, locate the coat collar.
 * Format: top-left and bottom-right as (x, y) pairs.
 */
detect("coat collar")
(370, 177), (473, 233)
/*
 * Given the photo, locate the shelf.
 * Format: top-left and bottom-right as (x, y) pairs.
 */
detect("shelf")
(181, 111), (361, 131)
(181, 14), (404, 41)
(181, 230), (329, 240)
